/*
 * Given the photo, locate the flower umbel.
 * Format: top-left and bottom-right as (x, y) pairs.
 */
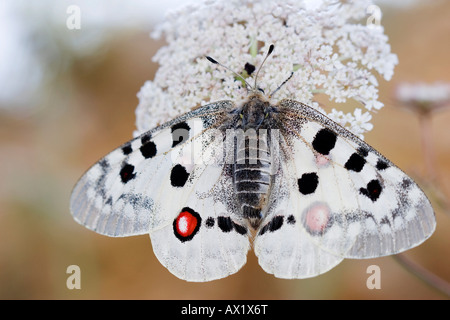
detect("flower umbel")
(135, 0), (398, 139)
(395, 81), (450, 181)
(395, 82), (450, 115)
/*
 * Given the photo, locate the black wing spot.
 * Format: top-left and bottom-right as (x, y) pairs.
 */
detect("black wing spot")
(205, 217), (215, 228)
(259, 216), (284, 236)
(217, 216), (248, 235)
(312, 129), (337, 155)
(232, 222), (247, 235)
(217, 216), (233, 232)
(171, 122), (190, 147)
(120, 163), (136, 183)
(170, 164), (190, 187)
(297, 172), (319, 195)
(141, 133), (151, 144)
(345, 153), (366, 172)
(287, 215), (296, 224)
(140, 140), (157, 159)
(401, 178), (413, 189)
(360, 179), (383, 201)
(376, 159), (389, 170)
(357, 146), (369, 157)
(121, 143), (133, 155)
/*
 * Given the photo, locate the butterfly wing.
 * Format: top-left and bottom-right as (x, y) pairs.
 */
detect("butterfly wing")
(254, 99), (436, 279)
(70, 100), (250, 281)
(149, 163), (250, 281)
(254, 132), (345, 278)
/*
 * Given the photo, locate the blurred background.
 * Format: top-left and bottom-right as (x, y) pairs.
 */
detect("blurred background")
(0, 0), (449, 299)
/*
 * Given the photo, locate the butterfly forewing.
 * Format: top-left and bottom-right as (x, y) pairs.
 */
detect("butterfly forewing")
(70, 100), (233, 235)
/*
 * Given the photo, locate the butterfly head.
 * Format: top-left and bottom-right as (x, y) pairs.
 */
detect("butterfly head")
(206, 44), (293, 102)
(239, 94), (271, 129)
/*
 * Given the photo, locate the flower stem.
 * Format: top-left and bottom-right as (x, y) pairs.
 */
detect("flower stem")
(393, 254), (450, 298)
(419, 112), (436, 181)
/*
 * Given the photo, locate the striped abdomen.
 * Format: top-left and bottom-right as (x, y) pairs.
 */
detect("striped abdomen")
(233, 129), (272, 228)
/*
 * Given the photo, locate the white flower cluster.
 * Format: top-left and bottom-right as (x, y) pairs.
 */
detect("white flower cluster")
(395, 82), (450, 115)
(135, 0), (398, 139)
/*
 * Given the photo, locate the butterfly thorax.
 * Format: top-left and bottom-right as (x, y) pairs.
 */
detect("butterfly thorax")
(232, 95), (275, 229)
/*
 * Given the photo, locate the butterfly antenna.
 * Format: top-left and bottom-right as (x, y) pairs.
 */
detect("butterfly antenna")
(254, 44), (274, 92)
(269, 71), (294, 99)
(205, 56), (253, 90)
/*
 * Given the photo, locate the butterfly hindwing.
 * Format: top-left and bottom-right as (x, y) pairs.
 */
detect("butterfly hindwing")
(149, 127), (251, 281)
(254, 145), (345, 278)
(150, 168), (250, 281)
(254, 99), (435, 278)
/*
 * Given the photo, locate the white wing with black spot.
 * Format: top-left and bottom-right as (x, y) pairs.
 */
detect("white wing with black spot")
(254, 99), (436, 279)
(70, 100), (251, 281)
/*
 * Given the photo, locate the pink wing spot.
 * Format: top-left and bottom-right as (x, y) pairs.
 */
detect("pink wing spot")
(305, 203), (330, 234)
(315, 154), (330, 167)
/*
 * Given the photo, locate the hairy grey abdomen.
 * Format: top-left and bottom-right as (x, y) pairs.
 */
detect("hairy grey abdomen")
(232, 130), (272, 228)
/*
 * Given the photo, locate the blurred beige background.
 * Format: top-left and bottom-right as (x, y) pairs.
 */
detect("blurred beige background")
(0, 1), (449, 299)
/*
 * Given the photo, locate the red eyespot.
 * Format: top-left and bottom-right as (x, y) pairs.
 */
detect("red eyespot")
(173, 207), (201, 242)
